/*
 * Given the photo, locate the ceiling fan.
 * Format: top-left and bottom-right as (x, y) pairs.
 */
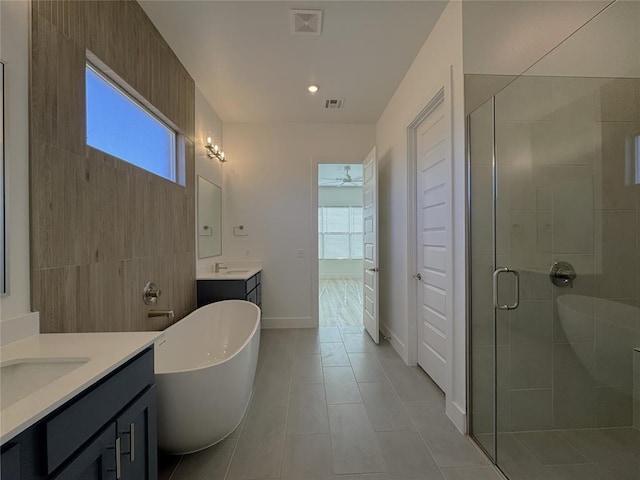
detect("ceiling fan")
(319, 165), (363, 187)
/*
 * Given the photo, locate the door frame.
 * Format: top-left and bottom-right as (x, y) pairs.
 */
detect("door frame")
(406, 69), (454, 397)
(311, 156), (364, 328)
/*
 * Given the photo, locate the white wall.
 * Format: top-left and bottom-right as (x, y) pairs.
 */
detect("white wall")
(194, 87), (224, 272)
(462, 1), (612, 113)
(0, 0), (39, 339)
(462, 0), (610, 76)
(223, 123), (375, 328)
(526, 0), (640, 78)
(375, 1), (466, 432)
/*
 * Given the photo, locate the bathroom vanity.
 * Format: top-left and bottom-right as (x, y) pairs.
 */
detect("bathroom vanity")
(197, 266), (262, 308)
(0, 332), (161, 480)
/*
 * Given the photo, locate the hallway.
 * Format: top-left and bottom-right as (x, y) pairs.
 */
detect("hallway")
(159, 327), (497, 480)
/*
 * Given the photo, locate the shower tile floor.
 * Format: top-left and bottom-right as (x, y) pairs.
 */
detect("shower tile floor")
(474, 428), (640, 480)
(158, 327), (500, 480)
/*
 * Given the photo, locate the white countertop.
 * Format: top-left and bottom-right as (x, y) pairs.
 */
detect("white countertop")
(197, 262), (262, 281)
(0, 331), (162, 445)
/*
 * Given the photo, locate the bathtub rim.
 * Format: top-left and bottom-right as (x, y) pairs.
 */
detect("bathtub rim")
(155, 300), (261, 376)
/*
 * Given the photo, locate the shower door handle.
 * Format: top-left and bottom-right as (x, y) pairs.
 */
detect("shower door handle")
(493, 267), (520, 310)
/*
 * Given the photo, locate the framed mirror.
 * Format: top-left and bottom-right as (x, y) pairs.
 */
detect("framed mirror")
(197, 175), (222, 258)
(1, 61), (6, 294)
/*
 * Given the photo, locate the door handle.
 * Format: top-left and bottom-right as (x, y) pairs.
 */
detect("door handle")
(413, 273), (422, 281)
(367, 267), (381, 273)
(493, 267), (519, 310)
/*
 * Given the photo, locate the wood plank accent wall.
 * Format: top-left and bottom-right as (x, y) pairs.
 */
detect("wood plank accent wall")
(30, 0), (196, 332)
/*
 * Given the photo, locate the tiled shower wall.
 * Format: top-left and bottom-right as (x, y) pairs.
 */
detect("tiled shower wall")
(471, 75), (640, 433)
(30, 0), (196, 332)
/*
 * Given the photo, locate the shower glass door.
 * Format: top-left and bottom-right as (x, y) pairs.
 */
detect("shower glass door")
(492, 71), (640, 480)
(469, 3), (640, 478)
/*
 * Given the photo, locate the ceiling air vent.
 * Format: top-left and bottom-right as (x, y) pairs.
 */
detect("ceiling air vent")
(290, 9), (322, 35)
(325, 99), (345, 109)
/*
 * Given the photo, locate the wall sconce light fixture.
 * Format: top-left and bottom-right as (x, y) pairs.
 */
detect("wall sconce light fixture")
(205, 133), (227, 163)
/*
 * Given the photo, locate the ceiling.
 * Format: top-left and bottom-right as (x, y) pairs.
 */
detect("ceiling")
(139, 1), (447, 124)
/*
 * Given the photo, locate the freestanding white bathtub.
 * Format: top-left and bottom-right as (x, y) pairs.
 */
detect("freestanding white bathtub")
(154, 300), (261, 454)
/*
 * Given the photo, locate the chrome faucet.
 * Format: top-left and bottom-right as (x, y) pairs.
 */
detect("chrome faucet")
(148, 310), (175, 321)
(214, 262), (228, 273)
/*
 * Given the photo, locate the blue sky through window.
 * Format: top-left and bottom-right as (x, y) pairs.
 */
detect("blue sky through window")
(86, 65), (176, 181)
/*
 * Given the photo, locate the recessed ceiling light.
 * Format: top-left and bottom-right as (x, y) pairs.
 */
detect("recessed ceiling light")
(308, 85), (319, 94)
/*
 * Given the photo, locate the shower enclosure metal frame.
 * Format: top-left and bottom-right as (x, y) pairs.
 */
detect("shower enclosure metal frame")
(466, 96), (499, 463)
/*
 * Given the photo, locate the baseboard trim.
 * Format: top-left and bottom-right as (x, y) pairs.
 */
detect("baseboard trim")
(446, 399), (467, 434)
(261, 316), (315, 329)
(380, 322), (409, 364)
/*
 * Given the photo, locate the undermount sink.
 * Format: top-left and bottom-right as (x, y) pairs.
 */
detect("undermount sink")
(222, 269), (250, 275)
(1, 357), (90, 409)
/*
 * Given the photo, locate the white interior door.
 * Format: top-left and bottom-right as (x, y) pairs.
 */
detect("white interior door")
(362, 147), (379, 344)
(415, 100), (450, 390)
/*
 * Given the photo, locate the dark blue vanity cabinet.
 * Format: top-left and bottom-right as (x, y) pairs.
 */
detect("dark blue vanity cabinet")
(0, 348), (157, 480)
(197, 271), (262, 308)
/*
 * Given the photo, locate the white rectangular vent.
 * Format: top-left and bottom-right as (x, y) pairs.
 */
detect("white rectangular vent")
(290, 9), (322, 35)
(325, 99), (345, 109)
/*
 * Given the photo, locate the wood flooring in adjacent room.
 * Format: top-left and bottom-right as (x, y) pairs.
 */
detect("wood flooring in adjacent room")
(319, 278), (363, 327)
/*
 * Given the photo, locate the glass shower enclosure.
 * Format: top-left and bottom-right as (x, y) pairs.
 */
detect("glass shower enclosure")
(468, 2), (640, 479)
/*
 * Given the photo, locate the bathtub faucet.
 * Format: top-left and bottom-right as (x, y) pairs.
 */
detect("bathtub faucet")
(148, 310), (175, 321)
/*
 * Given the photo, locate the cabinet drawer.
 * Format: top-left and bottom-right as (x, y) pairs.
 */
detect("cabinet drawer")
(1, 443), (20, 479)
(246, 288), (258, 305)
(50, 423), (116, 480)
(245, 274), (257, 294)
(45, 348), (154, 474)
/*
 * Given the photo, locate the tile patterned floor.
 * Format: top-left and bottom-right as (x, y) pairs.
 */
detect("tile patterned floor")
(483, 428), (640, 480)
(319, 278), (363, 326)
(158, 327), (499, 480)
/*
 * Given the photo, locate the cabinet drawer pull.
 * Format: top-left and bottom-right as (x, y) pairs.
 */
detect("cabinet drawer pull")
(130, 423), (135, 462)
(115, 437), (121, 479)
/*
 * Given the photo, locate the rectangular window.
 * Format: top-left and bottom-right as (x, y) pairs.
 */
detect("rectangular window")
(350, 234), (363, 258)
(324, 207), (350, 233)
(350, 208), (363, 233)
(86, 63), (178, 182)
(318, 206), (363, 260)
